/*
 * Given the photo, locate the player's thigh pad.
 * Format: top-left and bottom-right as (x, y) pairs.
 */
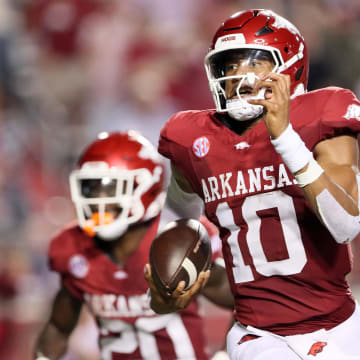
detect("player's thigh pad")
(226, 323), (300, 360)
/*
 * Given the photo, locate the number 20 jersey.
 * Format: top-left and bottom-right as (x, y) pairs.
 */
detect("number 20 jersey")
(158, 87), (360, 336)
(48, 219), (208, 360)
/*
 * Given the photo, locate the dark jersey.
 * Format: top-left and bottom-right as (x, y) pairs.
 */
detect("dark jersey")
(158, 87), (360, 335)
(48, 220), (208, 359)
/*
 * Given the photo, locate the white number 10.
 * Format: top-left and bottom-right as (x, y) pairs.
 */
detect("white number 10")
(216, 191), (307, 283)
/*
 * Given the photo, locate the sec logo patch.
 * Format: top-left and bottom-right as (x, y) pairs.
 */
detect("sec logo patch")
(192, 136), (210, 158)
(69, 255), (89, 278)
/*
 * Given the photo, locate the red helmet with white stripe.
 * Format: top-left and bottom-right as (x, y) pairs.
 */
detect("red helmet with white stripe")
(204, 9), (309, 118)
(70, 131), (165, 240)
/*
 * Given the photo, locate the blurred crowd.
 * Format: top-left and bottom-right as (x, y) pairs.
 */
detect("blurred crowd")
(0, 0), (360, 359)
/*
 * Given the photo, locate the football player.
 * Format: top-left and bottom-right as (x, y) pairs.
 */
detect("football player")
(34, 131), (232, 360)
(146, 9), (360, 360)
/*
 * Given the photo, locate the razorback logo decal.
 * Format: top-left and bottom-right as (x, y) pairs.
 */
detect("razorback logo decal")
(237, 334), (259, 345)
(307, 341), (327, 356)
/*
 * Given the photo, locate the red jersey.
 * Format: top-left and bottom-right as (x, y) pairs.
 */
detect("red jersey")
(48, 219), (209, 359)
(158, 87), (360, 336)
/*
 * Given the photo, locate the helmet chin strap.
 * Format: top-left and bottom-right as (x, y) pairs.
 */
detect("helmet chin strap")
(225, 73), (266, 121)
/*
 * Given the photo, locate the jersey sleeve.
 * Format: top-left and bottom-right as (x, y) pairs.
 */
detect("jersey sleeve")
(48, 229), (84, 299)
(159, 112), (200, 192)
(158, 115), (175, 160)
(294, 87), (360, 151)
(158, 112), (189, 166)
(319, 88), (360, 141)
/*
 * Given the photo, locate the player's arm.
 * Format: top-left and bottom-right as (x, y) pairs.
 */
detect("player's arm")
(168, 168), (234, 308)
(250, 73), (360, 244)
(145, 263), (210, 314)
(301, 134), (359, 229)
(202, 260), (234, 309)
(146, 163), (214, 314)
(145, 260), (233, 314)
(164, 163), (204, 220)
(34, 286), (82, 360)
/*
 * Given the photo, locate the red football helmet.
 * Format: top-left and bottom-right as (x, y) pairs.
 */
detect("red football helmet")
(70, 131), (165, 240)
(204, 9), (309, 116)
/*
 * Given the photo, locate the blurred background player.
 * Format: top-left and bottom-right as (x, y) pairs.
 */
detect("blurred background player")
(34, 130), (233, 360)
(147, 8), (360, 360)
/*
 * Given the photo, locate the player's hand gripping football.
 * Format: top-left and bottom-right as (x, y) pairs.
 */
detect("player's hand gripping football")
(249, 73), (291, 139)
(144, 264), (210, 314)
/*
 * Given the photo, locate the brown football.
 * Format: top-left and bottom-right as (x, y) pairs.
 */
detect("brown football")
(149, 218), (212, 298)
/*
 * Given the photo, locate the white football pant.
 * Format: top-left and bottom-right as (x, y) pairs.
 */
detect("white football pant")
(227, 302), (360, 360)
